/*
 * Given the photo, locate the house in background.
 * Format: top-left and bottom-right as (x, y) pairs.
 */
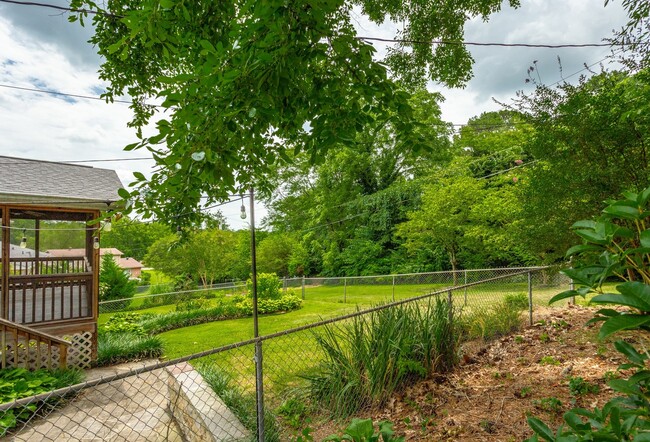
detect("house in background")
(0, 156), (123, 369)
(47, 248), (144, 279)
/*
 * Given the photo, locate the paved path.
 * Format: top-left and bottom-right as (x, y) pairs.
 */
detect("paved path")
(11, 360), (183, 442)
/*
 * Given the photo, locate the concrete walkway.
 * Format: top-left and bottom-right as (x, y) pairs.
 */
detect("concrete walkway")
(11, 360), (183, 442)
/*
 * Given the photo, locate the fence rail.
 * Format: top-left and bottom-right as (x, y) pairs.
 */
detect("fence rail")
(0, 266), (572, 441)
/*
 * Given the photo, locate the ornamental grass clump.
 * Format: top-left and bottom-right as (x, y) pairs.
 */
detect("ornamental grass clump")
(308, 297), (459, 417)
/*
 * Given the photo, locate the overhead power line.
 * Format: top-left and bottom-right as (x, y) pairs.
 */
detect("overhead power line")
(356, 36), (622, 49)
(0, 0), (625, 49)
(0, 83), (137, 105)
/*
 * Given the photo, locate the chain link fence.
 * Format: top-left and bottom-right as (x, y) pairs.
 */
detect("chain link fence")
(3, 267), (571, 441)
(99, 282), (247, 314)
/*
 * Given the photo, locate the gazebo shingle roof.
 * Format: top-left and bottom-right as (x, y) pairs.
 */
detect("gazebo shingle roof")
(0, 156), (124, 203)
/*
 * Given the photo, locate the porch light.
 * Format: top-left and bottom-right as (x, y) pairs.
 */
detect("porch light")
(19, 229), (27, 249)
(240, 195), (247, 219)
(103, 218), (112, 232)
(93, 236), (100, 250)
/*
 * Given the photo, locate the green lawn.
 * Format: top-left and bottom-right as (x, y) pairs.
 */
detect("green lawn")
(158, 281), (568, 359)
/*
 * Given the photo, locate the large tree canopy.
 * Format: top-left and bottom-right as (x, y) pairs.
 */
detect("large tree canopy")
(71, 0), (519, 226)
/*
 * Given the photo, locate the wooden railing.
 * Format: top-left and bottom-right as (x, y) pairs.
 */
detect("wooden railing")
(7, 273), (93, 325)
(0, 318), (69, 369)
(9, 256), (88, 276)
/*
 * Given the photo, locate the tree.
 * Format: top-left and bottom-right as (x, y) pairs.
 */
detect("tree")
(257, 234), (299, 277)
(99, 253), (137, 308)
(70, 0), (519, 226)
(263, 90), (452, 276)
(398, 175), (485, 279)
(100, 218), (170, 261)
(512, 68), (650, 262)
(144, 228), (240, 284)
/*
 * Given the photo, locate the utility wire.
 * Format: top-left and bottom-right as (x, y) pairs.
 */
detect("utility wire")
(356, 36), (623, 49)
(0, 157), (152, 164)
(0, 83), (135, 105)
(0, 0), (626, 50)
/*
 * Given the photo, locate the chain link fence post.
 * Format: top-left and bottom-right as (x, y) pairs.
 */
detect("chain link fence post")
(528, 271), (533, 326)
(301, 276), (305, 300)
(344, 277), (347, 303)
(464, 269), (468, 306)
(392, 275), (395, 302)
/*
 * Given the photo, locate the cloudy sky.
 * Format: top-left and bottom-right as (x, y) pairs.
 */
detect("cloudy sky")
(0, 0), (630, 227)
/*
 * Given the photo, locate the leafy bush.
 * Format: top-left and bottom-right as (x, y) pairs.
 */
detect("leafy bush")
(526, 187), (650, 441)
(308, 297), (459, 417)
(175, 297), (211, 312)
(139, 303), (243, 334)
(247, 273), (282, 300)
(99, 254), (137, 309)
(567, 376), (599, 396)
(0, 368), (83, 435)
(96, 332), (163, 366)
(504, 293), (529, 310)
(100, 313), (145, 336)
(235, 294), (302, 315)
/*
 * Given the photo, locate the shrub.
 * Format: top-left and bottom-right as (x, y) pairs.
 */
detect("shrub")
(99, 254), (137, 309)
(100, 313), (145, 336)
(308, 297), (459, 417)
(0, 368), (83, 436)
(175, 297), (211, 312)
(96, 332), (163, 366)
(247, 273), (282, 300)
(526, 187), (650, 441)
(235, 294), (302, 315)
(139, 303), (244, 334)
(504, 293), (529, 310)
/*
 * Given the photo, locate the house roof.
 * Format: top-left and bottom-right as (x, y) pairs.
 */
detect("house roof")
(118, 257), (143, 269)
(47, 247), (123, 258)
(0, 242), (50, 259)
(0, 156), (124, 209)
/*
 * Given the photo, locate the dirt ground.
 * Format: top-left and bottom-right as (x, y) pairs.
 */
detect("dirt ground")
(309, 305), (639, 441)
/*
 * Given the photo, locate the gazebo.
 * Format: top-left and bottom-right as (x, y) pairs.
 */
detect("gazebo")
(0, 156), (123, 369)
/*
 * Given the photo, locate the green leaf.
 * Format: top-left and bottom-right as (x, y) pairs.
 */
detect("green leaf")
(618, 282), (650, 310)
(633, 433), (650, 441)
(563, 411), (590, 432)
(599, 315), (650, 339)
(549, 290), (581, 305)
(603, 204), (642, 220)
(609, 379), (642, 396)
(640, 230), (650, 248)
(345, 419), (375, 441)
(527, 417), (556, 442)
(638, 186), (650, 205)
(565, 244), (603, 257)
(571, 220), (597, 230)
(614, 340), (647, 365)
(117, 188), (131, 199)
(573, 229), (608, 244)
(590, 292), (650, 311)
